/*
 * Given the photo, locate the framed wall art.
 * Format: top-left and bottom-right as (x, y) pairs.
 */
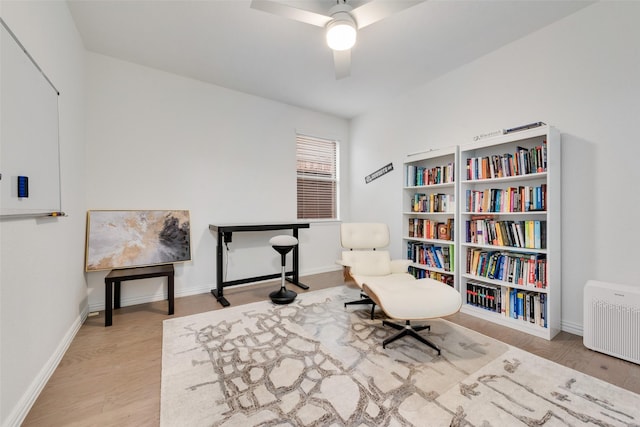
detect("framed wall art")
(85, 210), (191, 272)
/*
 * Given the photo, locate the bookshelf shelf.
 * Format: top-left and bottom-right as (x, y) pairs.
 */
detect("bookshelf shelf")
(460, 242), (548, 255)
(461, 304), (552, 339)
(458, 125), (561, 340)
(402, 211), (454, 216)
(461, 171), (547, 184)
(409, 237), (454, 245)
(403, 146), (457, 287)
(462, 211), (547, 216)
(404, 182), (455, 190)
(460, 273), (550, 294)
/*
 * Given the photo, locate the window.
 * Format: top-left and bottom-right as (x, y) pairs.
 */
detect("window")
(296, 133), (338, 220)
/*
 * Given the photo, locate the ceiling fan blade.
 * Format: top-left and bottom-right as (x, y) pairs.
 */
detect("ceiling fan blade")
(333, 49), (351, 80)
(351, 0), (424, 29)
(250, 0), (332, 27)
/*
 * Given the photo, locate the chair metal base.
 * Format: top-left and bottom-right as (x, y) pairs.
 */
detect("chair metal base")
(269, 286), (297, 305)
(344, 292), (376, 319)
(382, 320), (441, 355)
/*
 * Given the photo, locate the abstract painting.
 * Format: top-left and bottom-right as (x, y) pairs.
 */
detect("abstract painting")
(85, 210), (191, 271)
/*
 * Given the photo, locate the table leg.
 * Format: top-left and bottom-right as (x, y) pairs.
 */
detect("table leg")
(114, 281), (121, 309)
(105, 279), (112, 327)
(289, 229), (309, 290)
(168, 273), (174, 315)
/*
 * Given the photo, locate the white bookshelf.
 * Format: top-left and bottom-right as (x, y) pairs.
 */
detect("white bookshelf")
(458, 125), (561, 340)
(402, 146), (458, 288)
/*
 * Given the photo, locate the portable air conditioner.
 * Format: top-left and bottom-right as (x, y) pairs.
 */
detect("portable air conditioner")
(583, 280), (640, 365)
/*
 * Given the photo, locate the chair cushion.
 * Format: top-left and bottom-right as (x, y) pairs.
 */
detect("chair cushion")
(352, 272), (416, 288)
(389, 259), (412, 274)
(342, 250), (392, 276)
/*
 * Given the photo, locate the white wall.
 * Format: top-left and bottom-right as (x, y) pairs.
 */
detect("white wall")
(84, 53), (350, 311)
(0, 1), (87, 426)
(349, 1), (640, 334)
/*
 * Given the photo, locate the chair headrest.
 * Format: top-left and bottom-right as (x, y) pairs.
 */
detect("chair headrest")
(340, 223), (389, 249)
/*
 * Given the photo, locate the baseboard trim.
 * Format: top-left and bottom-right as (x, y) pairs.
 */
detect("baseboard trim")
(561, 319), (583, 336)
(300, 265), (342, 276)
(3, 307), (88, 427)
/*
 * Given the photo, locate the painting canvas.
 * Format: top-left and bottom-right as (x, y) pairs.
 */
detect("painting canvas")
(85, 210), (191, 272)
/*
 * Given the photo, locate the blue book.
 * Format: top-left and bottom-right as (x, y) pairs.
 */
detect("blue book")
(497, 255), (506, 281)
(534, 220), (541, 249)
(510, 289), (517, 319)
(516, 291), (525, 320)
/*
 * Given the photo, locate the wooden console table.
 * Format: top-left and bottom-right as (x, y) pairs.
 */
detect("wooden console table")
(209, 222), (310, 307)
(104, 264), (174, 327)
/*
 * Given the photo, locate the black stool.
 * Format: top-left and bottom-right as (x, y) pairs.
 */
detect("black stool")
(269, 235), (298, 304)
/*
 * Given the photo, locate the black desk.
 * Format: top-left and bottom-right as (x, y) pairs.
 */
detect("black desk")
(209, 222), (310, 307)
(104, 264), (174, 326)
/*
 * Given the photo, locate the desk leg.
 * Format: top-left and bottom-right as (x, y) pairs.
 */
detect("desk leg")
(105, 279), (113, 327)
(211, 230), (231, 307)
(168, 273), (175, 315)
(211, 289), (230, 307)
(288, 229), (309, 290)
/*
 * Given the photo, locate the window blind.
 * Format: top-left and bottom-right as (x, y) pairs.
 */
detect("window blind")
(296, 134), (338, 219)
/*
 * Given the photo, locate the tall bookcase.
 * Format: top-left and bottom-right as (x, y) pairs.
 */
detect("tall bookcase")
(458, 125), (561, 340)
(402, 146), (457, 288)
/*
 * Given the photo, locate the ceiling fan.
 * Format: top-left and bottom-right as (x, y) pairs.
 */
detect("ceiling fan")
(250, 0), (424, 79)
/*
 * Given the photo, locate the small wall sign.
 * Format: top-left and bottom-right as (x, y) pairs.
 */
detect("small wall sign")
(365, 162), (394, 184)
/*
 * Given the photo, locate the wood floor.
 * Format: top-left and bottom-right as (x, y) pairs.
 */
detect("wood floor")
(23, 271), (640, 426)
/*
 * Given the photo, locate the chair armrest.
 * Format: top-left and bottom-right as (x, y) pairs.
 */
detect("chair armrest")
(390, 259), (411, 274)
(336, 259), (353, 282)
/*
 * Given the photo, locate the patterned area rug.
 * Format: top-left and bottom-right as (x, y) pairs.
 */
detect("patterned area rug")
(161, 287), (639, 426)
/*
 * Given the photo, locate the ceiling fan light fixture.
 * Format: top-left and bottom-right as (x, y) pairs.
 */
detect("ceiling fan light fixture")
(326, 14), (357, 51)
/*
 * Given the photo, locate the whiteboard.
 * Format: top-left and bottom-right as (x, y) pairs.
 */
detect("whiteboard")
(0, 18), (61, 217)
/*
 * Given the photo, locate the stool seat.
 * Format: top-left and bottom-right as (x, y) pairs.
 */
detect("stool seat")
(270, 235), (299, 247)
(269, 234), (298, 305)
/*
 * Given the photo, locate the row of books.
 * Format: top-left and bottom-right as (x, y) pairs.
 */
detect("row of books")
(408, 218), (454, 241)
(407, 242), (454, 272)
(411, 193), (455, 213)
(465, 218), (546, 249)
(465, 281), (547, 327)
(466, 248), (547, 288)
(465, 142), (547, 180)
(406, 163), (455, 187)
(464, 184), (546, 213)
(409, 267), (454, 287)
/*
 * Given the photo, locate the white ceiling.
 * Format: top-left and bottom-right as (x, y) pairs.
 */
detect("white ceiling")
(67, 0), (593, 119)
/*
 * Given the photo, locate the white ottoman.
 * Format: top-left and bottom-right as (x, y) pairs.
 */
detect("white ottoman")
(363, 278), (462, 354)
